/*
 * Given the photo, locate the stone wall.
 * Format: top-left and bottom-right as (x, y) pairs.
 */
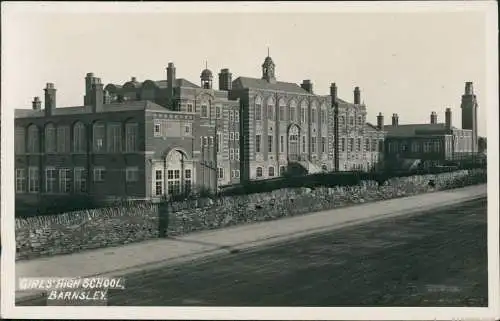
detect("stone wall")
(15, 169), (485, 261)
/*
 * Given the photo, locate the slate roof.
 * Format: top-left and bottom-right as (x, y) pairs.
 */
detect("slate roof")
(107, 78), (199, 91)
(232, 77), (311, 95)
(383, 123), (459, 137)
(15, 101), (169, 118)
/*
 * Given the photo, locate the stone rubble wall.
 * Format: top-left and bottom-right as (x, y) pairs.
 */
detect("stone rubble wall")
(15, 169), (486, 261)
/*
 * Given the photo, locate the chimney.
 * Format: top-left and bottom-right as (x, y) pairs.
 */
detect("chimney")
(354, 86), (361, 105)
(91, 78), (104, 113)
(218, 68), (233, 91)
(167, 62), (176, 102)
(103, 90), (111, 104)
(445, 107), (452, 130)
(44, 83), (56, 116)
(84, 72), (95, 105)
(330, 83), (338, 102)
(392, 113), (399, 126)
(32, 96), (42, 111)
(377, 112), (384, 130)
(465, 81), (474, 95)
(131, 76), (137, 82)
(300, 80), (313, 94)
(430, 111), (438, 124)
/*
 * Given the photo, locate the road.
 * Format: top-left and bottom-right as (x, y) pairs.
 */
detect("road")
(18, 197), (487, 307)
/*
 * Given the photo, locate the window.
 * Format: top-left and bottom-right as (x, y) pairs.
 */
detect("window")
(232, 170), (240, 178)
(167, 169), (181, 196)
(202, 136), (208, 147)
(301, 108), (306, 123)
(268, 166), (275, 177)
(45, 124), (56, 153)
(93, 167), (105, 182)
(358, 116), (363, 126)
(321, 110), (326, 124)
(290, 107), (295, 122)
(155, 169), (163, 196)
(279, 106), (285, 121)
(256, 167), (263, 178)
(423, 142), (432, 153)
(302, 136), (306, 153)
(15, 127), (26, 154)
(93, 122), (106, 152)
(372, 139), (377, 152)
(255, 104), (262, 121)
(268, 135), (273, 153)
(73, 122), (86, 153)
(59, 168), (71, 193)
(349, 138), (354, 152)
(433, 141), (440, 152)
(107, 123), (122, 152)
(255, 135), (262, 153)
(365, 139), (370, 152)
(230, 132), (234, 141)
(126, 167), (139, 182)
(154, 121), (161, 137)
(235, 149), (240, 161)
(125, 122), (138, 152)
(341, 138), (346, 152)
(28, 167), (39, 193)
(184, 169), (192, 194)
(216, 105), (222, 119)
(311, 137), (317, 153)
(321, 137), (326, 153)
(268, 105), (274, 120)
(15, 169), (26, 193)
(208, 136), (214, 146)
(349, 116), (354, 126)
(57, 126), (70, 153)
(187, 104), (193, 113)
(218, 168), (224, 179)
(357, 138), (362, 152)
(235, 132), (239, 141)
(311, 109), (317, 123)
(229, 111), (234, 122)
(229, 148), (234, 160)
(45, 167), (57, 193)
(74, 168), (87, 193)
(201, 105), (208, 118)
(280, 135), (284, 153)
(27, 125), (40, 153)
(279, 166), (286, 176)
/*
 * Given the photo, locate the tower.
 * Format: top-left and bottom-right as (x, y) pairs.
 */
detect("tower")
(460, 81), (478, 153)
(218, 68), (232, 91)
(262, 50), (276, 83)
(200, 62), (213, 89)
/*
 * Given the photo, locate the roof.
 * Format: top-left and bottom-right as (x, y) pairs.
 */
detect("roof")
(106, 78), (199, 91)
(15, 100), (169, 119)
(383, 123), (458, 137)
(232, 77), (312, 95)
(365, 122), (383, 132)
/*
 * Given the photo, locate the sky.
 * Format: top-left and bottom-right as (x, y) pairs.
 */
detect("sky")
(2, 2), (494, 136)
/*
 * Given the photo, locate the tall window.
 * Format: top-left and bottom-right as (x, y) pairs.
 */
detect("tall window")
(45, 167), (57, 193)
(268, 105), (274, 120)
(302, 136), (306, 153)
(59, 168), (72, 193)
(15, 127), (26, 154)
(201, 104), (208, 118)
(93, 167), (105, 182)
(93, 122), (105, 152)
(15, 169), (26, 193)
(280, 135), (284, 153)
(255, 135), (262, 153)
(27, 125), (40, 153)
(184, 169), (192, 194)
(255, 104), (262, 121)
(311, 109), (317, 123)
(125, 122), (138, 152)
(74, 168), (87, 193)
(256, 167), (263, 178)
(57, 126), (70, 153)
(321, 137), (326, 153)
(290, 107), (296, 122)
(28, 167), (39, 193)
(229, 111), (234, 122)
(107, 123), (122, 152)
(126, 167), (139, 182)
(235, 149), (240, 160)
(321, 110), (326, 124)
(45, 123), (56, 153)
(301, 107), (306, 123)
(187, 104), (193, 113)
(154, 120), (161, 137)
(279, 106), (285, 121)
(268, 135), (273, 153)
(372, 139), (377, 152)
(155, 169), (163, 196)
(365, 138), (370, 152)
(349, 138), (354, 152)
(423, 142), (432, 153)
(268, 166), (275, 177)
(167, 169), (181, 196)
(357, 138), (362, 152)
(433, 141), (440, 152)
(229, 148), (234, 160)
(349, 116), (354, 126)
(311, 137), (317, 153)
(216, 105), (222, 119)
(218, 168), (224, 179)
(73, 122), (86, 153)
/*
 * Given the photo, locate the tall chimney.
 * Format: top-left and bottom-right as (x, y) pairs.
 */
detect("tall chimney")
(392, 113), (399, 126)
(465, 81), (474, 95)
(445, 107), (452, 130)
(44, 83), (56, 116)
(32, 96), (42, 111)
(354, 86), (361, 104)
(218, 68), (232, 91)
(300, 80), (313, 94)
(91, 78), (104, 113)
(377, 112), (384, 130)
(167, 62), (176, 103)
(84, 73), (95, 105)
(330, 83), (338, 102)
(430, 111), (438, 124)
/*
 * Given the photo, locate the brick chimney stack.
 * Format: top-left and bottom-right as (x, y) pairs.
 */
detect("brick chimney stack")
(218, 68), (233, 91)
(354, 86), (361, 104)
(445, 107), (452, 130)
(301, 80), (313, 94)
(91, 77), (104, 113)
(32, 96), (42, 111)
(44, 83), (56, 116)
(377, 112), (384, 130)
(430, 111), (438, 124)
(391, 113), (399, 126)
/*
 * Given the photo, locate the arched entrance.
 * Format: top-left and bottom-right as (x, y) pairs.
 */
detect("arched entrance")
(288, 124), (300, 161)
(163, 149), (194, 197)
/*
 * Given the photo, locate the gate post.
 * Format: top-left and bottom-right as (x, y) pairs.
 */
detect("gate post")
(158, 197), (170, 238)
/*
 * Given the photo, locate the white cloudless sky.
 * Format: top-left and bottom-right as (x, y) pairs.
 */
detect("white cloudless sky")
(2, 2), (491, 136)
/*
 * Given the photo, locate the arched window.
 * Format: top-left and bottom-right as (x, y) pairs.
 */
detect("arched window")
(93, 121), (105, 152)
(300, 101), (307, 123)
(255, 96), (262, 121)
(268, 166), (275, 177)
(45, 123), (56, 153)
(267, 97), (275, 121)
(289, 100), (297, 122)
(256, 167), (263, 178)
(15, 126), (26, 154)
(279, 166), (286, 176)
(278, 98), (286, 122)
(125, 121), (139, 152)
(73, 122), (86, 153)
(27, 124), (40, 153)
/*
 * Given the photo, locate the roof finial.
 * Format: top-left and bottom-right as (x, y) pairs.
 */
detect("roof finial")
(267, 47), (270, 57)
(205, 60), (207, 70)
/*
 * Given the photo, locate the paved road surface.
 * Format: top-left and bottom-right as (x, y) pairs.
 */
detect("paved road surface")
(18, 198), (487, 307)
